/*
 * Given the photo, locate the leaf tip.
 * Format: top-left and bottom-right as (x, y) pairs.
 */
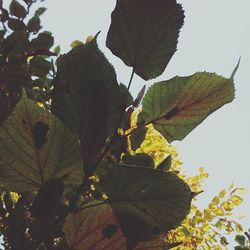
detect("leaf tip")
(230, 57), (241, 80)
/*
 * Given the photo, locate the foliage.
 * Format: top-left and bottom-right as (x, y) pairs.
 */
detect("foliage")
(234, 229), (250, 250)
(0, 0), (243, 249)
(0, 0), (57, 125)
(130, 112), (245, 249)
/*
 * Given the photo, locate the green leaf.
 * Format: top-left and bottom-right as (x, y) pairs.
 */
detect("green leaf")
(100, 164), (192, 233)
(53, 45), (61, 55)
(122, 153), (154, 168)
(0, 91), (83, 192)
(130, 127), (148, 151)
(27, 16), (41, 33)
(9, 0), (27, 18)
(235, 235), (246, 247)
(157, 155), (172, 171)
(29, 56), (52, 77)
(106, 0), (184, 80)
(2, 64), (31, 87)
(35, 7), (47, 16)
(63, 203), (127, 250)
(142, 72), (235, 142)
(52, 36), (122, 172)
(63, 202), (182, 250)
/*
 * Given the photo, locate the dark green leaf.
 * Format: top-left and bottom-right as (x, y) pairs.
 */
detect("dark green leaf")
(119, 83), (133, 108)
(29, 56), (52, 77)
(0, 87), (21, 126)
(106, 0), (184, 80)
(235, 235), (246, 247)
(2, 64), (31, 87)
(142, 72), (235, 142)
(157, 155), (172, 171)
(133, 85), (146, 108)
(0, 8), (9, 22)
(31, 178), (64, 220)
(31, 32), (54, 50)
(130, 127), (148, 151)
(63, 202), (176, 249)
(100, 164), (192, 233)
(3, 31), (29, 57)
(0, 91), (83, 192)
(52, 37), (122, 171)
(35, 7), (47, 16)
(8, 18), (26, 31)
(116, 211), (155, 249)
(122, 153), (154, 168)
(136, 112), (145, 126)
(27, 16), (41, 33)
(9, 0), (27, 18)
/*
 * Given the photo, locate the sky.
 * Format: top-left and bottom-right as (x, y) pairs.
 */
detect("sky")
(3, 0), (250, 244)
(39, 0), (250, 233)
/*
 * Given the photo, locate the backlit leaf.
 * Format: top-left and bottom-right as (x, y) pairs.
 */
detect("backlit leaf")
(52, 36), (122, 172)
(0, 91), (82, 192)
(106, 0), (184, 80)
(64, 202), (182, 250)
(63, 203), (127, 250)
(100, 164), (192, 233)
(231, 195), (243, 206)
(142, 72), (235, 142)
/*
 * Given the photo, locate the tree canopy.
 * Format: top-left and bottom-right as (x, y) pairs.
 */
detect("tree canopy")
(0, 0), (248, 249)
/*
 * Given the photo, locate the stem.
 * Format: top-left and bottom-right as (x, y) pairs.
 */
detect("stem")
(124, 106), (180, 138)
(76, 201), (108, 212)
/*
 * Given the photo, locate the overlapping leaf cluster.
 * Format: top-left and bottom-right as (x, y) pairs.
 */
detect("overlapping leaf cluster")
(0, 0), (240, 249)
(129, 113), (245, 249)
(0, 0), (59, 125)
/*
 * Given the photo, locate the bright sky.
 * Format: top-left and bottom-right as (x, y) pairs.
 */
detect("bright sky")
(40, 0), (250, 233)
(3, 0), (250, 242)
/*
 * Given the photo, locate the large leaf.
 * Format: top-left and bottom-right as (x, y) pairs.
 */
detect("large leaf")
(63, 203), (126, 250)
(0, 91), (82, 192)
(63, 202), (181, 250)
(106, 0), (184, 80)
(52, 36), (122, 172)
(100, 164), (192, 234)
(142, 72), (235, 142)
